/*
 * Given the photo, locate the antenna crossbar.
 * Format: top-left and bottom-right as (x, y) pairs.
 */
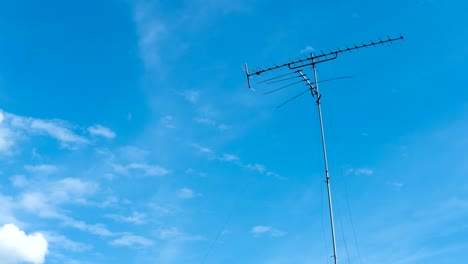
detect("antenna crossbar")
(244, 35), (403, 89)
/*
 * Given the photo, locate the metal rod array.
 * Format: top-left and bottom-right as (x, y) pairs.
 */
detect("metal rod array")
(244, 35), (403, 89)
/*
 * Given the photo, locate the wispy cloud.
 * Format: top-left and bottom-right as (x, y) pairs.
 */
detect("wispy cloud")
(193, 145), (286, 180)
(110, 234), (154, 247)
(30, 119), (87, 146)
(193, 117), (230, 130)
(191, 143), (213, 154)
(346, 167), (374, 176)
(10, 175), (28, 188)
(157, 227), (204, 241)
(247, 163), (267, 174)
(160, 115), (176, 128)
(106, 212), (146, 225)
(388, 181), (404, 188)
(185, 168), (208, 177)
(180, 90), (200, 103)
(7, 177), (114, 238)
(0, 111), (14, 153)
(177, 188), (195, 199)
(193, 117), (215, 126)
(88, 125), (116, 139)
(218, 153), (240, 162)
(251, 225), (286, 238)
(1, 110), (88, 150)
(24, 164), (58, 174)
(300, 45), (314, 53)
(133, 0), (167, 70)
(113, 163), (171, 177)
(42, 232), (91, 253)
(266, 171), (288, 181)
(48, 178), (99, 203)
(0, 127), (14, 153)
(62, 218), (113, 237)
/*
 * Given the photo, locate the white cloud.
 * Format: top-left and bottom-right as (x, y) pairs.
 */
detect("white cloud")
(157, 227), (204, 241)
(185, 168), (208, 177)
(300, 46), (314, 53)
(133, 0), (167, 70)
(217, 123), (230, 130)
(49, 178), (98, 203)
(191, 144), (213, 154)
(117, 146), (150, 161)
(1, 110), (88, 149)
(24, 164), (57, 174)
(247, 163), (266, 174)
(111, 234), (154, 247)
(160, 115), (175, 128)
(16, 177), (101, 228)
(87, 125), (116, 139)
(180, 90), (200, 103)
(42, 232), (90, 252)
(19, 178), (98, 210)
(266, 171), (288, 181)
(63, 218), (113, 237)
(29, 119), (87, 146)
(0, 111), (17, 154)
(193, 117), (230, 130)
(0, 224), (48, 264)
(347, 168), (374, 176)
(177, 188), (194, 199)
(3, 175), (110, 239)
(157, 227), (182, 240)
(0, 195), (21, 225)
(138, 163), (166, 175)
(251, 225), (271, 234)
(219, 153), (239, 162)
(251, 225), (286, 238)
(389, 182), (404, 188)
(10, 175), (28, 188)
(113, 163), (171, 177)
(193, 117), (215, 126)
(0, 125), (14, 153)
(106, 212), (146, 225)
(64, 221), (114, 237)
(19, 192), (61, 219)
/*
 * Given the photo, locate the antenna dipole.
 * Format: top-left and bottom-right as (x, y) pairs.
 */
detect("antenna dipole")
(244, 35), (404, 264)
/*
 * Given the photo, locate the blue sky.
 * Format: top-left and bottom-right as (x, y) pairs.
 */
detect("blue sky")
(0, 0), (467, 263)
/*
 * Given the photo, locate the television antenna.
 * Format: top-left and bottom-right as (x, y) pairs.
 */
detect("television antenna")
(243, 35), (404, 264)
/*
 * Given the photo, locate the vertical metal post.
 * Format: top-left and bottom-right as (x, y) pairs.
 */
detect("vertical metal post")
(311, 56), (338, 264)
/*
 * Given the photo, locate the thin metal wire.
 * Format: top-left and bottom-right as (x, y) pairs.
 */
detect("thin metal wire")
(344, 178), (364, 264)
(256, 71), (299, 84)
(275, 88), (311, 108)
(339, 208), (351, 264)
(264, 75), (354, 96)
(200, 180), (249, 264)
(264, 80), (306, 95)
(266, 75), (302, 84)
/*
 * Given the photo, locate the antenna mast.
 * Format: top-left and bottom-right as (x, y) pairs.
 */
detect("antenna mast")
(244, 35), (404, 264)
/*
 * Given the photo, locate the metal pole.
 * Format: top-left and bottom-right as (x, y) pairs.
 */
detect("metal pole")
(311, 56), (338, 264)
